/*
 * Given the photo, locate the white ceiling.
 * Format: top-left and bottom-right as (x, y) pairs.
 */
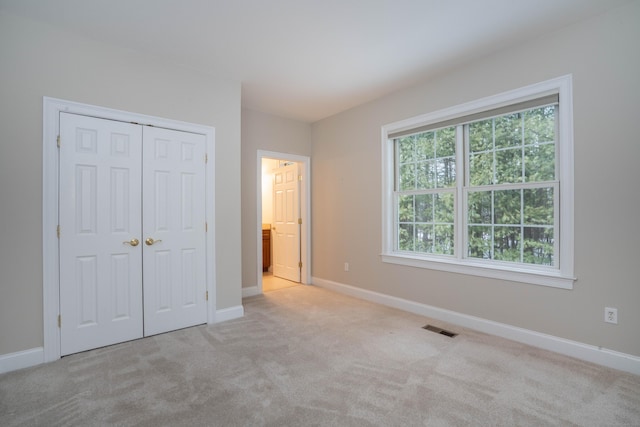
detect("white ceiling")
(0, 0), (628, 122)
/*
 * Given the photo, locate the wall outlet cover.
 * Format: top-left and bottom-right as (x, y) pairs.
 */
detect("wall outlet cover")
(604, 307), (618, 324)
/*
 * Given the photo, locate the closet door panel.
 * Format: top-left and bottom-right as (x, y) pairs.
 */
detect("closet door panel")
(59, 113), (143, 356)
(142, 127), (207, 336)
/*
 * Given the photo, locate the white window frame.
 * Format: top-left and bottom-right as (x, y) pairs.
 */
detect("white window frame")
(381, 75), (575, 289)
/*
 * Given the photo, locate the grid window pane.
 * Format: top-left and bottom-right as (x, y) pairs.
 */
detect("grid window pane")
(468, 191), (492, 224)
(415, 224), (433, 253)
(434, 224), (454, 255)
(436, 127), (456, 157)
(524, 106), (555, 145)
(399, 224), (414, 251)
(415, 194), (433, 223)
(399, 163), (416, 191)
(436, 157), (456, 188)
(466, 187), (555, 266)
(434, 193), (454, 223)
(395, 126), (457, 257)
(398, 195), (414, 222)
(495, 148), (522, 184)
(493, 226), (521, 262)
(494, 189), (521, 225)
(394, 101), (558, 268)
(469, 152), (493, 186)
(468, 226), (492, 259)
(469, 120), (493, 153)
(397, 190), (454, 255)
(525, 143), (555, 182)
(398, 136), (415, 163)
(495, 113), (522, 149)
(415, 133), (435, 161)
(416, 160), (435, 189)
(523, 227), (554, 265)
(523, 187), (554, 225)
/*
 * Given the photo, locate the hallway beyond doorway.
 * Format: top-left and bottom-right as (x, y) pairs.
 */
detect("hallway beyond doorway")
(262, 273), (299, 292)
(257, 150), (311, 294)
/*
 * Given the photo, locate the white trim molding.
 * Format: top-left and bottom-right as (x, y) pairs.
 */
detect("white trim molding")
(312, 277), (640, 376)
(242, 286), (260, 298)
(43, 97), (216, 363)
(215, 305), (245, 323)
(0, 348), (44, 375)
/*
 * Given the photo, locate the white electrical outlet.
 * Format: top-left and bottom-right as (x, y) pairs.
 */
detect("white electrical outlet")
(344, 262), (349, 272)
(604, 307), (618, 324)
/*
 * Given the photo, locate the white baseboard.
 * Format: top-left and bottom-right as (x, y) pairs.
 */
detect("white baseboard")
(312, 276), (640, 376)
(3, 307), (245, 375)
(214, 305), (244, 323)
(0, 347), (44, 375)
(242, 286), (260, 298)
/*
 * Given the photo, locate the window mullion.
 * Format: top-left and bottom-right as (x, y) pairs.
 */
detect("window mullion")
(432, 131), (437, 243)
(520, 189), (524, 264)
(520, 114), (525, 263)
(521, 114), (526, 182)
(490, 191), (495, 260)
(455, 124), (465, 260)
(554, 181), (560, 268)
(412, 135), (418, 190)
(492, 118), (497, 185)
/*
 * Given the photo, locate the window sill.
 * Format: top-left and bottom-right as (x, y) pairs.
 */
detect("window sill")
(381, 253), (575, 289)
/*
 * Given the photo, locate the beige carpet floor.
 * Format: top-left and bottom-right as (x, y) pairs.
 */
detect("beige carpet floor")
(1, 285), (639, 426)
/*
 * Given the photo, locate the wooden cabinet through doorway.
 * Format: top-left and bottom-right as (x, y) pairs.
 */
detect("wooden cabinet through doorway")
(262, 227), (271, 272)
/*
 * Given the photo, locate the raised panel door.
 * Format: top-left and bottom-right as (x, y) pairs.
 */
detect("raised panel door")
(272, 162), (300, 282)
(142, 126), (207, 336)
(59, 113), (143, 355)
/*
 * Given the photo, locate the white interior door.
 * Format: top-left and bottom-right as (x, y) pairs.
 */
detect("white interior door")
(142, 127), (207, 336)
(59, 113), (208, 354)
(59, 113), (143, 356)
(272, 162), (301, 282)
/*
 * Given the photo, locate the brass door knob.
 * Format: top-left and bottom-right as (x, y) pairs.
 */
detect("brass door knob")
(123, 238), (140, 247)
(145, 237), (162, 246)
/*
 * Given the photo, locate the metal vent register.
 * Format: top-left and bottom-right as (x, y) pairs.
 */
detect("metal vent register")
(423, 324), (458, 338)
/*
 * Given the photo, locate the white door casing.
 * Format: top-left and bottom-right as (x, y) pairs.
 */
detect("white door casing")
(272, 162), (301, 282)
(142, 126), (207, 336)
(255, 150), (311, 296)
(59, 113), (144, 355)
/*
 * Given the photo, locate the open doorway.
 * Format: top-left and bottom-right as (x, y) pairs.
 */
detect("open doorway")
(257, 151), (310, 294)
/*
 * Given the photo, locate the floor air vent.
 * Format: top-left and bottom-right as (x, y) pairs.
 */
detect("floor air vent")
(423, 324), (458, 338)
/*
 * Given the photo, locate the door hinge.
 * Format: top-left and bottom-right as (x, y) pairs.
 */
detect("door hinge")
(205, 222), (208, 232)
(298, 175), (302, 181)
(298, 261), (303, 269)
(57, 225), (60, 238)
(56, 135), (60, 148)
(205, 153), (208, 164)
(298, 218), (302, 225)
(58, 314), (61, 328)
(205, 291), (209, 301)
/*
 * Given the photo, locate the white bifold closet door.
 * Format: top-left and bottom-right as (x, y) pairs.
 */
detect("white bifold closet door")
(141, 126), (206, 336)
(59, 112), (206, 356)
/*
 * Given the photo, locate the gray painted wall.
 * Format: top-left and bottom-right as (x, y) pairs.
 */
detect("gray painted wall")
(0, 11), (242, 356)
(311, 1), (640, 357)
(241, 108), (311, 288)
